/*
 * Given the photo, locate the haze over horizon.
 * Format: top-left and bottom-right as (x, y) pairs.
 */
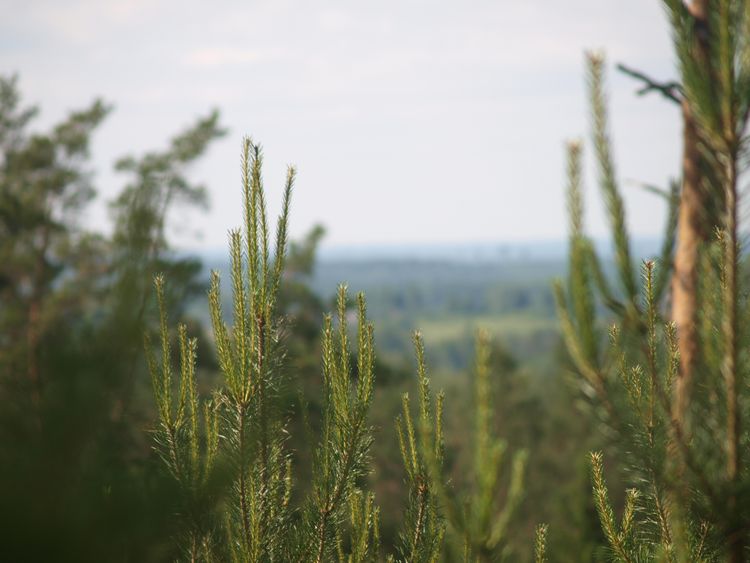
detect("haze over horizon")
(2, 0), (680, 250)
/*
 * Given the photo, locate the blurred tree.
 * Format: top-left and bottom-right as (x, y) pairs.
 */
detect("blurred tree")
(558, 19), (750, 556)
(616, 0), (721, 423)
(0, 74), (110, 400)
(0, 73), (226, 562)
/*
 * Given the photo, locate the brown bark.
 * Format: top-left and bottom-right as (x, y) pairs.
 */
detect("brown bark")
(672, 0), (710, 423)
(674, 4), (746, 559)
(672, 100), (704, 421)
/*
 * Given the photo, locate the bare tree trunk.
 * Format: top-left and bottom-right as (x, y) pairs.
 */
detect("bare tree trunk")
(674, 3), (746, 558)
(673, 100), (703, 421)
(672, 0), (710, 423)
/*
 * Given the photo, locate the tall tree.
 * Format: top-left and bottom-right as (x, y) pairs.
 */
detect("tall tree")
(0, 74), (227, 562)
(672, 0), (713, 422)
(0, 74), (110, 401)
(558, 0), (750, 550)
(617, 0), (722, 422)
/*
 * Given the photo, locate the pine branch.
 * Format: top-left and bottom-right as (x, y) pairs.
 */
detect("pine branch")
(616, 63), (682, 104)
(534, 524), (548, 563)
(588, 52), (639, 305)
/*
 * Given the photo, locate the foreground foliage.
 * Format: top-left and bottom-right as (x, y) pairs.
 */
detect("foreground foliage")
(0, 73), (225, 562)
(147, 138), (532, 562)
(556, 1), (750, 558)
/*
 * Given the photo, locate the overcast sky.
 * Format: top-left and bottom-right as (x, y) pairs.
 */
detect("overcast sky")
(2, 0), (680, 251)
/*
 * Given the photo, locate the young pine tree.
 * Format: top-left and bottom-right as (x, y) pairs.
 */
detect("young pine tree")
(147, 135), (537, 563)
(557, 5), (750, 554)
(147, 137), (378, 562)
(395, 331), (527, 562)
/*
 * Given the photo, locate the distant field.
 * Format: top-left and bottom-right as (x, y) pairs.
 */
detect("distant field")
(196, 255), (579, 373)
(309, 258), (566, 371)
(417, 312), (558, 342)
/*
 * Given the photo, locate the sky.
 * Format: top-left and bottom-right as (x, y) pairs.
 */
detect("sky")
(1, 0), (681, 251)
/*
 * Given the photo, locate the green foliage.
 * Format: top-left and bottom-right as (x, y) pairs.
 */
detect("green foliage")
(558, 7), (750, 557)
(587, 53), (638, 307)
(297, 286), (377, 563)
(148, 138), (382, 562)
(0, 73), (110, 383)
(662, 0), (750, 154)
(403, 330), (527, 562)
(109, 109), (226, 326)
(148, 136), (539, 562)
(555, 52), (674, 419)
(0, 73), (225, 562)
(393, 334), (446, 562)
(9, 2), (750, 560)
(534, 524), (548, 563)
(336, 489), (381, 563)
(148, 276), (220, 558)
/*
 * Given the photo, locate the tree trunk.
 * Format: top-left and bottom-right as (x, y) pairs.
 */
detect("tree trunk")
(672, 100), (703, 421)
(672, 0), (710, 423)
